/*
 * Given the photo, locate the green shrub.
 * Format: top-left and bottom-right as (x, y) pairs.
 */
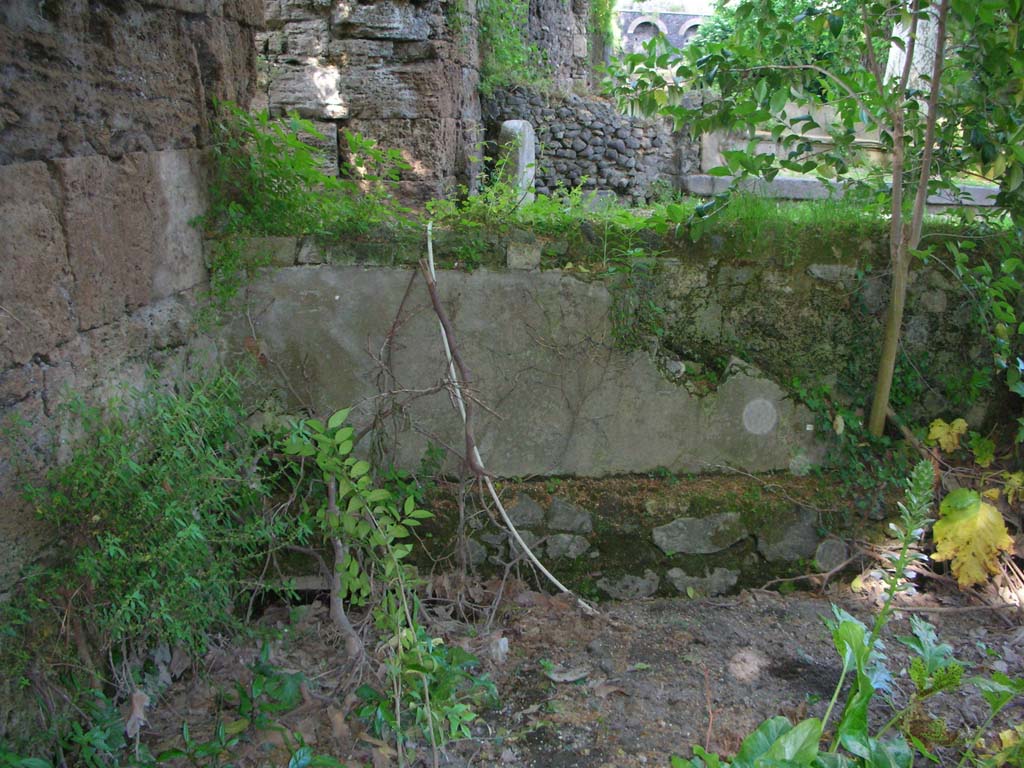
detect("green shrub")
(2, 370), (305, 690)
(198, 103), (410, 316)
(477, 0), (550, 95)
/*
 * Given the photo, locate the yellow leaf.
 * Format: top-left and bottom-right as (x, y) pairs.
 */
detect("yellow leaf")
(933, 490), (1014, 588)
(927, 418), (968, 452)
(998, 726), (1020, 750)
(983, 488), (1002, 501)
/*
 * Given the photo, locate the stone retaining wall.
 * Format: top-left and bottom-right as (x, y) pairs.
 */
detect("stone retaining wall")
(483, 88), (701, 204)
(229, 232), (994, 476)
(0, 0), (259, 586)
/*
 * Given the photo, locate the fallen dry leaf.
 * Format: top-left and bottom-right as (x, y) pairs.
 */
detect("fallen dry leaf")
(328, 706), (350, 740)
(594, 683), (628, 698)
(124, 690), (149, 738)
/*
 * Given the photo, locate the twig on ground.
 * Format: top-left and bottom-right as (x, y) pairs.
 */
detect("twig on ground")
(760, 548), (861, 591)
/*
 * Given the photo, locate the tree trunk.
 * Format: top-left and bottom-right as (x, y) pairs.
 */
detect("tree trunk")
(868, 0), (949, 436)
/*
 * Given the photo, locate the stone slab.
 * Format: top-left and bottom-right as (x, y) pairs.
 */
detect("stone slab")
(508, 494), (545, 528)
(497, 120), (536, 205)
(666, 567), (739, 597)
(682, 174), (996, 209)
(0, 162), (74, 368)
(228, 263), (825, 477)
(331, 1), (431, 41)
(56, 150), (207, 330)
(597, 570), (660, 600)
(757, 506), (820, 562)
(268, 64), (349, 119)
(547, 497), (593, 533)
(653, 513), (747, 555)
(545, 533), (590, 559)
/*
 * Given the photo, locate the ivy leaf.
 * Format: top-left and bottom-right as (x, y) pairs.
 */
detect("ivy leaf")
(933, 489), (1014, 587)
(926, 418), (968, 452)
(1003, 471), (1024, 504)
(968, 432), (995, 468)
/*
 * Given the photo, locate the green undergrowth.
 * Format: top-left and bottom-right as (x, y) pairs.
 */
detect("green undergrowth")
(672, 461), (1024, 768)
(0, 374), (496, 763)
(0, 369), (311, 756)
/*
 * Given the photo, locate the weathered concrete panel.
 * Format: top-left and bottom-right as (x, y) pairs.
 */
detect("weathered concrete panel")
(0, 162), (74, 368)
(57, 150), (207, 330)
(231, 264), (823, 476)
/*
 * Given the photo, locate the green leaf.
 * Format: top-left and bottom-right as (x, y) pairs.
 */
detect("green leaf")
(288, 746), (314, 768)
(327, 408), (351, 430)
(828, 13), (843, 38)
(350, 460), (371, 478)
(813, 754), (855, 768)
(837, 687), (872, 759)
(734, 717), (793, 764)
(309, 757), (348, 768)
(765, 717), (822, 764)
(708, 166), (733, 177)
(970, 672), (1024, 714)
(939, 487), (979, 516)
(770, 88), (789, 114)
(156, 749), (188, 761)
(867, 737), (913, 768)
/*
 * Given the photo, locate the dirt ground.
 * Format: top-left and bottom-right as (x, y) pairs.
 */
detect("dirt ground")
(143, 576), (1024, 768)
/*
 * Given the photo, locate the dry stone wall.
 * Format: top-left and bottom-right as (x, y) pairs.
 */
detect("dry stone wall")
(483, 88), (700, 204)
(0, 0), (259, 586)
(256, 0), (484, 202)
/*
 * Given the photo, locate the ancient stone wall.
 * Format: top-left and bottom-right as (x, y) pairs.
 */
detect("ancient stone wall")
(484, 88), (700, 203)
(0, 0), (259, 585)
(256, 0), (483, 202)
(528, 0), (594, 91)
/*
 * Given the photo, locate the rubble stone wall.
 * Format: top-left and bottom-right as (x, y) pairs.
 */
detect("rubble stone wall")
(0, 0), (259, 585)
(484, 88), (701, 204)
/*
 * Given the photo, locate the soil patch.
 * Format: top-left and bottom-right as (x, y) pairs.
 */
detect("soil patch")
(142, 584), (1024, 767)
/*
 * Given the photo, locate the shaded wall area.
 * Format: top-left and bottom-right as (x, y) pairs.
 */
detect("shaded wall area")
(0, 0), (260, 586)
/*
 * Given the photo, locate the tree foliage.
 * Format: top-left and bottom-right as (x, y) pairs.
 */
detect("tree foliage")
(606, 0), (1024, 435)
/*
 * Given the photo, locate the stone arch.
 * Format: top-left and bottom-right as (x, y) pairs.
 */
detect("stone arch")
(626, 16), (669, 36)
(678, 19), (702, 46)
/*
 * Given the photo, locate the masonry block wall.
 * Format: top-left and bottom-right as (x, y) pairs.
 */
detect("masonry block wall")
(256, 0), (484, 202)
(0, 0), (260, 586)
